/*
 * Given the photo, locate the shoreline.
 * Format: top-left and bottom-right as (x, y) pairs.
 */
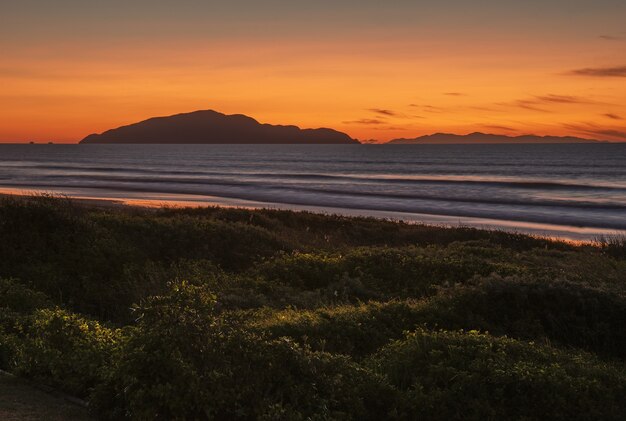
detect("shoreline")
(2, 188), (623, 245)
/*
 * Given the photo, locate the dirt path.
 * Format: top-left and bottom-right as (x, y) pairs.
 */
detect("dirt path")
(0, 374), (92, 421)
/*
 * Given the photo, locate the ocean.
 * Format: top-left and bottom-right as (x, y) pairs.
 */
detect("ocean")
(1, 143), (625, 240)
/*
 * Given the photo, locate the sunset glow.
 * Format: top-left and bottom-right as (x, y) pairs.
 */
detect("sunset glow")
(2, 0), (625, 142)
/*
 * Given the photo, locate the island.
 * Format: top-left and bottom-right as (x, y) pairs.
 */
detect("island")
(80, 110), (359, 145)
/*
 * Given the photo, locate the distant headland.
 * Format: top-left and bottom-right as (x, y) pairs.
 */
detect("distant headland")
(80, 110), (358, 145)
(387, 132), (608, 145)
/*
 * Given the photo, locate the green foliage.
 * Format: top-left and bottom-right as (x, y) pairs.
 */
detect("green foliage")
(0, 278), (52, 314)
(256, 275), (626, 360)
(12, 308), (120, 397)
(0, 197), (625, 420)
(253, 246), (512, 301)
(91, 282), (395, 420)
(424, 275), (626, 359)
(370, 329), (626, 420)
(253, 301), (429, 357)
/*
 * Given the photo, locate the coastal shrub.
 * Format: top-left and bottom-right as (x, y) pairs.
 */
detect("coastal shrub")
(254, 246), (504, 300)
(1, 197), (625, 420)
(92, 282), (396, 420)
(162, 206), (564, 252)
(0, 278), (52, 314)
(256, 275), (626, 359)
(13, 308), (120, 397)
(253, 301), (428, 357)
(369, 329), (626, 420)
(0, 278), (55, 371)
(0, 332), (15, 370)
(425, 275), (626, 359)
(0, 197), (610, 321)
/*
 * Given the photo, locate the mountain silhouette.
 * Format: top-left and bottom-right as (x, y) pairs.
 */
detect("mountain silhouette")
(80, 110), (359, 144)
(387, 132), (607, 144)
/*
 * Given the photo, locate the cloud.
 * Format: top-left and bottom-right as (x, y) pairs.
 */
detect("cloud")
(409, 104), (445, 113)
(367, 108), (397, 117)
(443, 92), (466, 96)
(599, 34), (625, 41)
(566, 65), (626, 77)
(534, 94), (593, 104)
(372, 126), (407, 131)
(604, 113), (623, 120)
(497, 94), (598, 113)
(342, 118), (385, 125)
(482, 125), (516, 132)
(563, 123), (626, 140)
(594, 129), (626, 139)
(466, 105), (500, 112)
(500, 99), (551, 113)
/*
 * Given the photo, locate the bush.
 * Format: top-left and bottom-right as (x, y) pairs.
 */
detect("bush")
(257, 275), (626, 360)
(0, 278), (52, 314)
(13, 308), (120, 397)
(369, 329), (626, 420)
(253, 246), (506, 302)
(254, 301), (428, 357)
(1, 198), (625, 420)
(424, 275), (626, 359)
(92, 282), (396, 420)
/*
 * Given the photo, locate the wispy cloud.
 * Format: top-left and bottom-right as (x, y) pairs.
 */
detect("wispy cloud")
(563, 123), (626, 140)
(566, 65), (626, 77)
(372, 126), (407, 131)
(466, 105), (500, 112)
(443, 92), (466, 97)
(497, 99), (551, 113)
(599, 33), (625, 41)
(482, 125), (517, 132)
(604, 113), (623, 120)
(534, 94), (593, 104)
(367, 108), (397, 117)
(409, 104), (445, 113)
(342, 118), (385, 125)
(497, 93), (600, 113)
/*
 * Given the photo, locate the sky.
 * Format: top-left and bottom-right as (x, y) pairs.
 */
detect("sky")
(1, 0), (625, 143)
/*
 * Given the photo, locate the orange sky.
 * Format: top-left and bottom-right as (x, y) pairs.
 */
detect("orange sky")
(1, 1), (625, 143)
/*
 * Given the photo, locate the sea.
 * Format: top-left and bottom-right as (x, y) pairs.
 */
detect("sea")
(1, 143), (625, 241)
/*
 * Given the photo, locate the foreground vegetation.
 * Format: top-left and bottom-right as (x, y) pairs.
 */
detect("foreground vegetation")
(0, 195), (625, 420)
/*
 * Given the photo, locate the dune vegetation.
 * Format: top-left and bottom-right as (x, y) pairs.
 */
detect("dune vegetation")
(0, 195), (625, 420)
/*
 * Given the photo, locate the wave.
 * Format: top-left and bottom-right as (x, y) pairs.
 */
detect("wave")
(12, 171), (626, 193)
(3, 176), (626, 211)
(3, 180), (626, 230)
